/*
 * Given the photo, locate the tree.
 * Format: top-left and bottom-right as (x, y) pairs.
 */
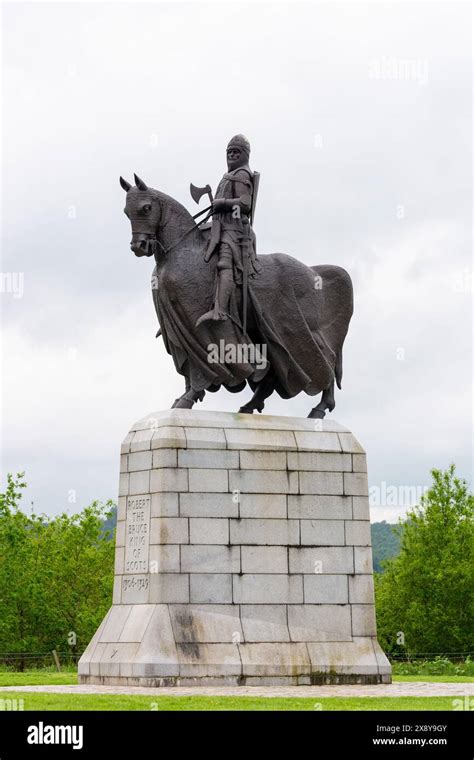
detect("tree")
(375, 465), (474, 656)
(0, 473), (115, 668)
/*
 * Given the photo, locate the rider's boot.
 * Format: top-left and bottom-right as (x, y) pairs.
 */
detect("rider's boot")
(195, 269), (233, 327)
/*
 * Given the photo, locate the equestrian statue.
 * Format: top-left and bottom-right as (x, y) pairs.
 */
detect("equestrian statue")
(120, 135), (353, 418)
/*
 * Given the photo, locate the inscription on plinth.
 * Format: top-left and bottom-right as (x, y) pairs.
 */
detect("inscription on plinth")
(123, 494), (151, 602)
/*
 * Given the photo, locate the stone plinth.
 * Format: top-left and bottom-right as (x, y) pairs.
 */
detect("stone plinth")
(78, 410), (391, 686)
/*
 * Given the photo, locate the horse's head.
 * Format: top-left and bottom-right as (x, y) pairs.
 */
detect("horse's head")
(120, 174), (161, 257)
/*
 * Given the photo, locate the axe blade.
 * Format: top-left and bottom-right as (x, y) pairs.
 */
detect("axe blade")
(190, 183), (213, 204)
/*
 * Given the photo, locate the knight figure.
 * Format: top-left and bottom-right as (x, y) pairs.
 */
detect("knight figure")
(195, 134), (261, 328)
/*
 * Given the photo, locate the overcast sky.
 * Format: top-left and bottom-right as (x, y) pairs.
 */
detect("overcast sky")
(1, 1), (472, 522)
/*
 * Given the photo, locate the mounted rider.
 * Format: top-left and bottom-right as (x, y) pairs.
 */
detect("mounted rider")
(195, 134), (261, 328)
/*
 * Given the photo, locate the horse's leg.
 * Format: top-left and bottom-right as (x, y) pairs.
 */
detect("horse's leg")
(308, 380), (335, 419)
(239, 374), (274, 414)
(171, 373), (205, 409)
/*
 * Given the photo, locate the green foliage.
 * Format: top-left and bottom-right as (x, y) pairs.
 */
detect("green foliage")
(375, 465), (474, 656)
(0, 473), (115, 667)
(371, 521), (402, 572)
(391, 657), (474, 677)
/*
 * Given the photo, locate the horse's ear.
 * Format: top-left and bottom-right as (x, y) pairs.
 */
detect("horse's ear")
(134, 173), (148, 191)
(120, 176), (132, 192)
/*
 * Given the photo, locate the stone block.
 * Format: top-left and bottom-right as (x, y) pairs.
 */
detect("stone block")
(294, 431), (341, 452)
(117, 496), (127, 522)
(238, 643), (311, 676)
(307, 639), (380, 675)
(288, 495), (351, 520)
(287, 452), (351, 471)
(190, 574), (233, 604)
(150, 468), (188, 493)
(352, 496), (370, 520)
(303, 575), (348, 604)
(118, 474), (129, 497)
(177, 643), (241, 677)
(149, 544), (180, 573)
(233, 574), (303, 604)
(119, 604), (155, 643)
(239, 451), (287, 470)
(179, 492), (238, 518)
(151, 426), (186, 449)
(185, 427), (226, 449)
(189, 518), (229, 544)
(130, 428), (154, 452)
(338, 432), (364, 453)
(148, 573), (189, 604)
(345, 520), (371, 546)
(354, 546), (373, 574)
(288, 605), (352, 641)
(241, 546), (288, 573)
(225, 428), (297, 451)
(100, 605), (132, 642)
(238, 493), (287, 518)
(152, 449), (178, 468)
(352, 604), (377, 636)
(229, 470), (298, 494)
(129, 470), (150, 495)
(299, 472), (343, 495)
(349, 575), (375, 604)
(230, 518), (299, 545)
(170, 605), (242, 643)
(115, 520), (125, 547)
(179, 449), (239, 469)
(121, 575), (150, 604)
(181, 545), (240, 573)
(240, 605), (290, 642)
(150, 517), (188, 545)
(344, 472), (368, 496)
(150, 492), (179, 517)
(189, 469), (228, 493)
(114, 547), (124, 575)
(128, 451), (153, 472)
(289, 546), (354, 575)
(132, 605), (179, 678)
(352, 454), (367, 472)
(300, 519), (345, 546)
(121, 431), (134, 454)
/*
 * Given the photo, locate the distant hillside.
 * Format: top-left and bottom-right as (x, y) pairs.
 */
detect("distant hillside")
(101, 505), (117, 539)
(371, 521), (402, 572)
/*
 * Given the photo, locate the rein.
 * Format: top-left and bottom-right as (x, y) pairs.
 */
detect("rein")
(154, 204), (213, 256)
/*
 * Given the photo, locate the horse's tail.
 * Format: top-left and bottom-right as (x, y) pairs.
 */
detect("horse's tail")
(335, 346), (343, 390)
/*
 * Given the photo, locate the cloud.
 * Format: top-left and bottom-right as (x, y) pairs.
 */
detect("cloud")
(1, 2), (471, 517)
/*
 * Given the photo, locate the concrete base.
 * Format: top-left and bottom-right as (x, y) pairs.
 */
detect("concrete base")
(79, 410), (391, 686)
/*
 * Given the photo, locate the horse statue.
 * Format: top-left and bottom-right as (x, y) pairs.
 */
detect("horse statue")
(120, 173), (353, 418)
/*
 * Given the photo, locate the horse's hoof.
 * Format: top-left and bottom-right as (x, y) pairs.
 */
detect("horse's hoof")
(238, 405), (254, 414)
(172, 398), (194, 409)
(308, 408), (326, 419)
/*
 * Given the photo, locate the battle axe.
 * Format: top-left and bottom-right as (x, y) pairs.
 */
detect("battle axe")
(190, 183), (214, 205)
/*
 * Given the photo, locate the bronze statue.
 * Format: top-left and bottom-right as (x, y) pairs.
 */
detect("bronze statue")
(120, 136), (353, 418)
(193, 134), (261, 332)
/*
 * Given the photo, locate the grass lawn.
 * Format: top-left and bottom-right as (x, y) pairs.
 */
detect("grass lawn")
(0, 671), (471, 710)
(1, 671), (473, 688)
(0, 693), (463, 711)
